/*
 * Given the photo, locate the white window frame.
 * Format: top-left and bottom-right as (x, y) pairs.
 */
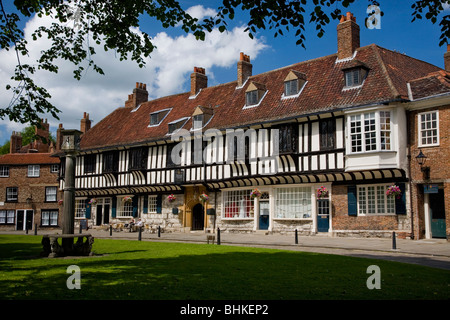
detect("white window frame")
(348, 110), (393, 154)
(148, 195), (158, 214)
(418, 110), (439, 147)
(75, 199), (86, 219)
(117, 196), (133, 217)
(45, 186), (57, 202)
(222, 189), (255, 219)
(274, 186), (312, 219)
(6, 187), (18, 202)
(28, 165), (40, 177)
(50, 164), (59, 173)
(357, 184), (396, 216)
(0, 166), (9, 177)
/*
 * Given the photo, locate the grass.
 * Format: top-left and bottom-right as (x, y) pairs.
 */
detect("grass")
(0, 235), (449, 300)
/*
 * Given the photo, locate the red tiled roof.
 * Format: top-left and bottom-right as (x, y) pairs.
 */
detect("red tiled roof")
(80, 44), (442, 151)
(408, 70), (450, 100)
(0, 153), (60, 165)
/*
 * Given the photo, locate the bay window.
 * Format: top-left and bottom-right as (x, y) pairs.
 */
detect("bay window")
(349, 110), (392, 153)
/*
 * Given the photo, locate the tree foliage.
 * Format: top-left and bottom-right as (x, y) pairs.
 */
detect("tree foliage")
(1, 0), (449, 129)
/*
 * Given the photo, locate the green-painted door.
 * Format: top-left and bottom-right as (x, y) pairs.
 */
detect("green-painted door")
(429, 189), (446, 239)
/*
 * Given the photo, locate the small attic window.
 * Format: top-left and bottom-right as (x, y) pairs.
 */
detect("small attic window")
(342, 61), (369, 89)
(168, 117), (189, 134)
(244, 82), (267, 109)
(282, 70), (307, 98)
(149, 108), (171, 127)
(192, 106), (214, 131)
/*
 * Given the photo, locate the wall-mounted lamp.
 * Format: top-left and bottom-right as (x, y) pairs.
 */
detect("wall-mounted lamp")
(415, 150), (430, 180)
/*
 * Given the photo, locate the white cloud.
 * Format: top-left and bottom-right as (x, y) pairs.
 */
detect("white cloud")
(0, 6), (268, 142)
(185, 5), (217, 21)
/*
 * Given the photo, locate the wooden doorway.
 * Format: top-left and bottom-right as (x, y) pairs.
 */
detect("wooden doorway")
(192, 203), (204, 231)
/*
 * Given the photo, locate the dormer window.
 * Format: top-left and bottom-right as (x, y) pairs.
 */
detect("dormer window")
(244, 82), (267, 109)
(149, 108), (171, 127)
(283, 70), (307, 98)
(192, 106), (214, 130)
(342, 61), (369, 89)
(168, 117), (189, 134)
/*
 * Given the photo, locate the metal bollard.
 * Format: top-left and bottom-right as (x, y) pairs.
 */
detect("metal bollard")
(110, 225), (112, 236)
(79, 223), (82, 234)
(295, 229), (298, 244)
(34, 224), (37, 235)
(158, 226), (161, 237)
(217, 228), (221, 245)
(392, 231), (397, 250)
(138, 227), (142, 241)
(25, 224), (28, 235)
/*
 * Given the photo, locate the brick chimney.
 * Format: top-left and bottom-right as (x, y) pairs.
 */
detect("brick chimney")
(9, 131), (22, 154)
(444, 45), (450, 72)
(337, 12), (360, 60)
(56, 123), (64, 151)
(237, 52), (252, 87)
(125, 82), (148, 108)
(190, 67), (207, 96)
(80, 112), (91, 134)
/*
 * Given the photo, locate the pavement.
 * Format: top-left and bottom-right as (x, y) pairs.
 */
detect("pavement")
(2, 228), (450, 270)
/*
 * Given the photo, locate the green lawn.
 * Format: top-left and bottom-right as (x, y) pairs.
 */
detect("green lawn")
(0, 235), (449, 300)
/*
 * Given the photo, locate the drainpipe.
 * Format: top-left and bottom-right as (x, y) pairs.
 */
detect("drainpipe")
(406, 110), (415, 240)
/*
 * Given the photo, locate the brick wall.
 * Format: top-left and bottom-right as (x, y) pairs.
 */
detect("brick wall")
(408, 104), (450, 239)
(331, 184), (411, 238)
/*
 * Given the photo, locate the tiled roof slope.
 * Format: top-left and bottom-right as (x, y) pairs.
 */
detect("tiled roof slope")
(0, 153), (60, 165)
(80, 44), (441, 151)
(408, 70), (450, 100)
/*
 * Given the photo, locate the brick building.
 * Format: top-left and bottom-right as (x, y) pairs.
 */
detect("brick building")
(0, 114), (91, 232)
(407, 60), (450, 239)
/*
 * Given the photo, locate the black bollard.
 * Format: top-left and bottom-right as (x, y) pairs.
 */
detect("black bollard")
(217, 228), (221, 245)
(392, 231), (397, 250)
(79, 223), (82, 234)
(158, 226), (161, 237)
(34, 224), (37, 235)
(138, 227), (142, 241)
(110, 225), (112, 236)
(25, 224), (28, 235)
(295, 229), (298, 244)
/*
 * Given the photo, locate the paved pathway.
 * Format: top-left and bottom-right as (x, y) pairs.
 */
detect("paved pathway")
(2, 229), (449, 270)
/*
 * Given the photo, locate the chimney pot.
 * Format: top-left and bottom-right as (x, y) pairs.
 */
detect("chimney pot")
(191, 67), (208, 96)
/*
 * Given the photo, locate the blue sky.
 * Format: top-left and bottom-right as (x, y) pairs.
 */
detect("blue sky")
(0, 1), (448, 146)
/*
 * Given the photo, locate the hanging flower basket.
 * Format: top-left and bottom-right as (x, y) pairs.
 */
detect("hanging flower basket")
(386, 185), (402, 199)
(122, 196), (133, 204)
(199, 193), (209, 203)
(316, 186), (329, 199)
(167, 194), (176, 203)
(89, 198), (97, 205)
(250, 188), (262, 199)
(58, 199), (63, 206)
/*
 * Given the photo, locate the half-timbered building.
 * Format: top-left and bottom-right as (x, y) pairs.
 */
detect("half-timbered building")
(69, 13), (446, 238)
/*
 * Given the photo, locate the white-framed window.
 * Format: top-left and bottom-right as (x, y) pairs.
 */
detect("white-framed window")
(148, 195), (158, 213)
(28, 165), (40, 177)
(0, 166), (9, 177)
(418, 110), (439, 147)
(275, 187), (311, 219)
(117, 196), (133, 217)
(223, 189), (254, 218)
(348, 110), (392, 153)
(357, 184), (395, 215)
(45, 186), (57, 202)
(75, 199), (86, 218)
(6, 187), (18, 202)
(41, 210), (59, 226)
(284, 79), (298, 96)
(50, 164), (59, 173)
(0, 210), (15, 224)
